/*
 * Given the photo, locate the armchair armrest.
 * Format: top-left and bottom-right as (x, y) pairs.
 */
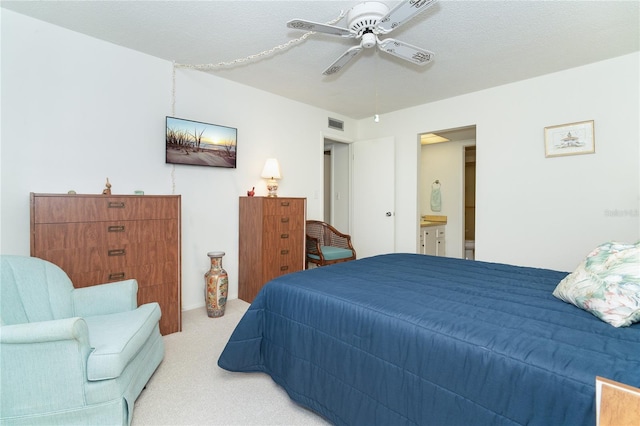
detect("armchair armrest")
(72, 279), (138, 317)
(0, 317), (89, 344)
(326, 226), (355, 250)
(306, 234), (325, 261)
(0, 319), (93, 417)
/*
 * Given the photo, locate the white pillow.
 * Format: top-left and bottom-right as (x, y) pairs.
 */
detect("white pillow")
(553, 242), (640, 327)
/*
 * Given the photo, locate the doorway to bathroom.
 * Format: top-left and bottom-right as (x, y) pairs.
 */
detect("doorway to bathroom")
(419, 126), (476, 259)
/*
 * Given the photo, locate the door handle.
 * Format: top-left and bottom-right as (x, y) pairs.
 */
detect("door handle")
(385, 212), (392, 217)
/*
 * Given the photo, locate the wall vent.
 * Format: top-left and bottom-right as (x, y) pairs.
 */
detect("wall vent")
(328, 118), (344, 131)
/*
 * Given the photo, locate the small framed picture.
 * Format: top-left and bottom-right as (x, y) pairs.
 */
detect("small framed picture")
(544, 120), (595, 158)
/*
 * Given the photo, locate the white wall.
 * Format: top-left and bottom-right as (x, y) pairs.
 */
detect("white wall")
(3, 10), (638, 312)
(1, 10), (354, 310)
(357, 52), (640, 272)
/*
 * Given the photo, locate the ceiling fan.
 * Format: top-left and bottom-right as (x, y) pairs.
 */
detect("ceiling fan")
(287, 0), (437, 75)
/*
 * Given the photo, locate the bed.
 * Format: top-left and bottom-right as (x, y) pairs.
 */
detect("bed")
(218, 252), (640, 425)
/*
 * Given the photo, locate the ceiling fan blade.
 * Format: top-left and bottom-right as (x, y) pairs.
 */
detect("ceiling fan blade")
(377, 38), (434, 66)
(287, 19), (354, 37)
(377, 0), (438, 34)
(322, 45), (363, 75)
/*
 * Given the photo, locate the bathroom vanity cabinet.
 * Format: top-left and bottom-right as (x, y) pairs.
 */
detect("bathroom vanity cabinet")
(421, 225), (446, 256)
(419, 215), (447, 257)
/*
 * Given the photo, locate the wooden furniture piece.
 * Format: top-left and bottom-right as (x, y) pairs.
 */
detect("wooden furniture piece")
(596, 376), (640, 426)
(305, 220), (356, 268)
(238, 196), (306, 303)
(30, 193), (181, 335)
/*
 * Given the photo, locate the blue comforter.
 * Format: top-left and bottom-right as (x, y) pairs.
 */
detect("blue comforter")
(218, 254), (640, 425)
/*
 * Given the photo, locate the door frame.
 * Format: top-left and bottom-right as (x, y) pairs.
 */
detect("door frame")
(417, 125), (477, 259)
(323, 133), (353, 233)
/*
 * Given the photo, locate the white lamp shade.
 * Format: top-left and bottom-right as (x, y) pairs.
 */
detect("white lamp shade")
(261, 158), (281, 179)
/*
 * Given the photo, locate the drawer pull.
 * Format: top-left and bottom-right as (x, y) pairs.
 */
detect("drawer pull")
(280, 265), (289, 271)
(108, 225), (125, 232)
(108, 202), (125, 208)
(108, 272), (125, 280)
(280, 201), (290, 207)
(280, 249), (289, 255)
(281, 217), (290, 223)
(280, 233), (289, 239)
(108, 249), (126, 256)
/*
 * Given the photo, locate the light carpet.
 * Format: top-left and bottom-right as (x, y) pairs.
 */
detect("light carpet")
(132, 299), (330, 425)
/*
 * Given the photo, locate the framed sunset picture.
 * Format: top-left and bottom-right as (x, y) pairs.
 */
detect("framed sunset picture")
(166, 116), (237, 168)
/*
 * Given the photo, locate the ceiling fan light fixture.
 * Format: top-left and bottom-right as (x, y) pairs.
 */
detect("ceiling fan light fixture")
(362, 32), (377, 49)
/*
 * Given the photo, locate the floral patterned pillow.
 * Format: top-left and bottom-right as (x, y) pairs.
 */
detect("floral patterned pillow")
(553, 242), (640, 327)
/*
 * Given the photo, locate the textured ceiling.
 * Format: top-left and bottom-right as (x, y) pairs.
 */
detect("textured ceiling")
(2, 0), (639, 119)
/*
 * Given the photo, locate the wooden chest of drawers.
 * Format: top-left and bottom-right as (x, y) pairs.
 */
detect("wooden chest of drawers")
(238, 196), (306, 302)
(30, 193), (182, 335)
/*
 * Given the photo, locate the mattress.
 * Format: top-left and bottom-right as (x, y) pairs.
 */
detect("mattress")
(218, 253), (640, 425)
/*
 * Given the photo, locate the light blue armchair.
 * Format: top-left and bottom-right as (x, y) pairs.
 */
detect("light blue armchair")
(0, 255), (164, 425)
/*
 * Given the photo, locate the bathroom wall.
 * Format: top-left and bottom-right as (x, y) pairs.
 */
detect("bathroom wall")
(420, 139), (475, 259)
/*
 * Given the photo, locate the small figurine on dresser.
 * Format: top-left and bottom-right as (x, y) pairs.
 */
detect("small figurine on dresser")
(247, 187), (255, 197)
(102, 178), (112, 195)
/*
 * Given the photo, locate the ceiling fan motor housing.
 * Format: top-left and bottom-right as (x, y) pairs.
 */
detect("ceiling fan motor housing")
(348, 1), (389, 40)
(289, 0), (437, 75)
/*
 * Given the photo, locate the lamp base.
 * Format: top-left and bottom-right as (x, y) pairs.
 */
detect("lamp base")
(266, 179), (279, 197)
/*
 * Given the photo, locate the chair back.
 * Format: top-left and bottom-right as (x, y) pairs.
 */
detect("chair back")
(307, 221), (352, 247)
(306, 221), (330, 247)
(1, 255), (74, 325)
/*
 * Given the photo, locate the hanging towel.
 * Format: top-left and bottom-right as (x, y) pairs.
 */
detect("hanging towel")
(430, 181), (442, 212)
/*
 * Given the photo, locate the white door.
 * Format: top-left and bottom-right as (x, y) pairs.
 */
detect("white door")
(352, 137), (395, 258)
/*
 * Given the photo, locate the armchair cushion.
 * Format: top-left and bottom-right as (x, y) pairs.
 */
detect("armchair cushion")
(85, 302), (161, 380)
(308, 246), (355, 261)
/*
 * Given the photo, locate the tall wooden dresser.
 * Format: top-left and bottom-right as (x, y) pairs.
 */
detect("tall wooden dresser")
(238, 196), (306, 302)
(30, 193), (182, 335)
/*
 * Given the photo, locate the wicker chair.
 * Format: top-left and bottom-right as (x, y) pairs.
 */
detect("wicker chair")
(306, 220), (356, 268)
